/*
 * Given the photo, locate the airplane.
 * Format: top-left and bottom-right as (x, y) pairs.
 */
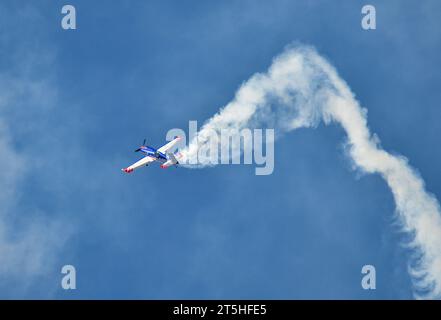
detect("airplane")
(121, 136), (182, 173)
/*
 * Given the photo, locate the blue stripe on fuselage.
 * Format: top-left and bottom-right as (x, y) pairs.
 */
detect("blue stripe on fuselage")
(139, 146), (167, 160)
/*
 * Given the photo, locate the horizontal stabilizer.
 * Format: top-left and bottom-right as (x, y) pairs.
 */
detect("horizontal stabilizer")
(160, 152), (181, 169)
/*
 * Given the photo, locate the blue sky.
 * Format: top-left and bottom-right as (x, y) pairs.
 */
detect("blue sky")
(0, 0), (440, 299)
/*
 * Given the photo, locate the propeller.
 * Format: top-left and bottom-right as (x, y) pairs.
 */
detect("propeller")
(134, 139), (147, 152)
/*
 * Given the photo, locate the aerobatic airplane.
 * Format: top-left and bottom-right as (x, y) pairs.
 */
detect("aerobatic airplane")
(121, 136), (182, 173)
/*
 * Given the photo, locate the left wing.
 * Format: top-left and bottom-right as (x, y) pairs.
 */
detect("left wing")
(157, 136), (181, 154)
(122, 156), (155, 173)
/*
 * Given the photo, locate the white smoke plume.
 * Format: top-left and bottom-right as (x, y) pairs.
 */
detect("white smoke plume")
(181, 45), (441, 299)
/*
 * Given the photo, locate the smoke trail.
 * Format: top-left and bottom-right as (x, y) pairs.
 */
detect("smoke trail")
(181, 45), (441, 299)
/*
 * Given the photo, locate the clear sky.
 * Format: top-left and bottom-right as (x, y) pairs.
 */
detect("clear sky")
(0, 0), (440, 299)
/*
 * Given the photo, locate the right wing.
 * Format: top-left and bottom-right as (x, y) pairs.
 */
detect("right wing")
(157, 136), (182, 154)
(122, 156), (156, 173)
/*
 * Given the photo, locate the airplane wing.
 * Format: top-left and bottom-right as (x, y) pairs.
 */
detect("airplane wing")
(157, 136), (181, 154)
(122, 156), (156, 173)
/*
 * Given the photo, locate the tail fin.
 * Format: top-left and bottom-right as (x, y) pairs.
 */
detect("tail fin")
(167, 152), (179, 165)
(160, 152), (180, 169)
